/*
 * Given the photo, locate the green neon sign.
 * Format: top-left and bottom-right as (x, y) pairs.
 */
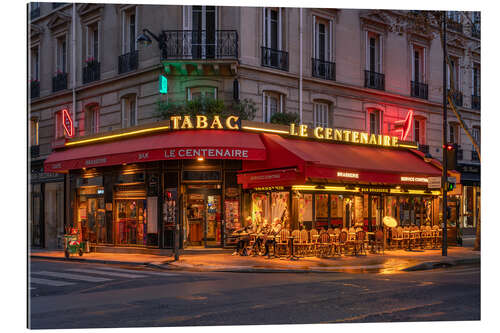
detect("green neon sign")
(159, 75), (168, 94)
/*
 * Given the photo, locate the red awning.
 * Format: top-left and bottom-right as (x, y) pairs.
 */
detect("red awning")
(238, 133), (442, 188)
(45, 130), (266, 172)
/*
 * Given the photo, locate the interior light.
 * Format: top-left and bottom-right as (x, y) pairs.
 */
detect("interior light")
(197, 156), (204, 161)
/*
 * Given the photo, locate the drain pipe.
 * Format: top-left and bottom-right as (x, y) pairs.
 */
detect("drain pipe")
(299, 8), (303, 124)
(72, 3), (77, 128)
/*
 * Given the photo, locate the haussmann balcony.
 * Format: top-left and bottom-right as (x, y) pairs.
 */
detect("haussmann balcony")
(160, 30), (238, 75)
(118, 50), (139, 74)
(261, 46), (289, 72)
(83, 61), (100, 84)
(365, 70), (385, 90)
(52, 72), (68, 92)
(312, 58), (336, 81)
(472, 95), (480, 110)
(30, 80), (40, 99)
(411, 81), (428, 99)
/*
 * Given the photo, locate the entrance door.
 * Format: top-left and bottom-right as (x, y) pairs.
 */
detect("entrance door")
(114, 199), (147, 246)
(185, 186), (222, 247)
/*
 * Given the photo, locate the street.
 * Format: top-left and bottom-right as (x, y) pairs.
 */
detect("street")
(28, 258), (480, 329)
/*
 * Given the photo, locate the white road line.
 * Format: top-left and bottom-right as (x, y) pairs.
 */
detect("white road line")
(30, 277), (75, 287)
(33, 271), (113, 283)
(66, 268), (149, 279)
(93, 266), (178, 276)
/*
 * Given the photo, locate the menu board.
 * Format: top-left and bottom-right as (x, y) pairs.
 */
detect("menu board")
(354, 196), (364, 225)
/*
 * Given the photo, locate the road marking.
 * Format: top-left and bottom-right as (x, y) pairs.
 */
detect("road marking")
(30, 277), (75, 287)
(93, 266), (178, 276)
(33, 271), (113, 282)
(66, 268), (149, 279)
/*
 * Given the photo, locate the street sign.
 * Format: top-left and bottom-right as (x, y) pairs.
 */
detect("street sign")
(447, 176), (456, 184)
(428, 177), (441, 189)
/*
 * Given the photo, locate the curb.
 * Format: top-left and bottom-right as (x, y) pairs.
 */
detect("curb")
(30, 255), (170, 267)
(402, 257), (480, 271)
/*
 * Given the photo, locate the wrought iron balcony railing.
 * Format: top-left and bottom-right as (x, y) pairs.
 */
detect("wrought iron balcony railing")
(411, 81), (428, 99)
(471, 150), (479, 161)
(261, 46), (289, 71)
(118, 51), (139, 74)
(418, 144), (429, 154)
(457, 148), (463, 161)
(52, 72), (68, 92)
(312, 58), (336, 81)
(31, 81), (40, 99)
(471, 95), (480, 110)
(31, 145), (40, 159)
(447, 20), (463, 33)
(448, 89), (463, 107)
(30, 7), (40, 20)
(83, 61), (100, 84)
(364, 70), (385, 90)
(161, 30), (238, 60)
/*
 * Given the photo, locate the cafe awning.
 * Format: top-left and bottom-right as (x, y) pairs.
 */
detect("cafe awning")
(238, 133), (443, 188)
(44, 130), (266, 173)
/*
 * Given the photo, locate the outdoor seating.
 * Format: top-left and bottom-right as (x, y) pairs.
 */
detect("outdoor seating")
(338, 231), (348, 255)
(354, 230), (366, 255)
(292, 229), (308, 257)
(432, 225), (440, 248)
(402, 226), (411, 249)
(309, 229), (319, 255)
(316, 231), (331, 257)
(275, 229), (290, 257)
(374, 229), (384, 254)
(391, 227), (403, 249)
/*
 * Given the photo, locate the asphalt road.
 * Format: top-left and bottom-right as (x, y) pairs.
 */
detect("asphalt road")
(28, 258), (480, 329)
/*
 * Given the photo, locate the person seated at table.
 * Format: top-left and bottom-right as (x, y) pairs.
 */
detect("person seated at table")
(253, 219), (270, 255)
(232, 217), (256, 256)
(263, 218), (283, 257)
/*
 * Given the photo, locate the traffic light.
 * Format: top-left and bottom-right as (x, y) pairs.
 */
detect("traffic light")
(159, 74), (168, 94)
(446, 181), (456, 191)
(444, 143), (458, 170)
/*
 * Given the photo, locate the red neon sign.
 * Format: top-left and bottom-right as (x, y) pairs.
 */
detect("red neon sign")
(62, 108), (74, 137)
(393, 110), (413, 141)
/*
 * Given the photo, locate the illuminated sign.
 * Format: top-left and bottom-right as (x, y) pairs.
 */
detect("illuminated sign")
(163, 148), (249, 159)
(170, 115), (239, 130)
(253, 186), (285, 191)
(289, 124), (399, 148)
(392, 110), (413, 141)
(62, 108), (74, 137)
(159, 75), (168, 94)
(337, 171), (359, 179)
(401, 176), (429, 183)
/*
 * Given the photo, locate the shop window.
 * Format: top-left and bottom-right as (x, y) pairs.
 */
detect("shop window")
(313, 102), (329, 127)
(271, 192), (289, 226)
(85, 104), (99, 135)
(76, 186), (106, 244)
(263, 91), (284, 123)
(252, 193), (270, 225)
(298, 193), (312, 230)
(314, 193), (329, 229)
(187, 87), (217, 101)
(121, 94), (137, 128)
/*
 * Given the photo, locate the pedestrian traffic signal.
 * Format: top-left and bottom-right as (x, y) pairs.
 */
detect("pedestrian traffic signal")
(446, 181), (456, 191)
(159, 75), (168, 94)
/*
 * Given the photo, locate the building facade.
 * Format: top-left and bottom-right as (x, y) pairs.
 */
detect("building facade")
(29, 3), (480, 249)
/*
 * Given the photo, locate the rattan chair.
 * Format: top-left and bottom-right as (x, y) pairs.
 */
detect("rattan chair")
(338, 230), (348, 256)
(355, 230), (367, 255)
(316, 231), (331, 257)
(391, 227), (403, 249)
(275, 229), (290, 257)
(374, 229), (384, 254)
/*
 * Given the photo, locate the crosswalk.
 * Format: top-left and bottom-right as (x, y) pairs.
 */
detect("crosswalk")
(30, 266), (178, 288)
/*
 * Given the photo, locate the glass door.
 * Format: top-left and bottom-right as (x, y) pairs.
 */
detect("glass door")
(114, 199), (147, 246)
(205, 193), (221, 247)
(185, 187), (222, 247)
(192, 6), (216, 59)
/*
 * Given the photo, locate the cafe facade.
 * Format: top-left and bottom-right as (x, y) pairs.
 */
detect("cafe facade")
(44, 115), (456, 251)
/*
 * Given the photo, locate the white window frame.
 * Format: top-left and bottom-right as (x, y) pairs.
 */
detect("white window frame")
(54, 110), (64, 139)
(122, 7), (138, 54)
(366, 31), (382, 73)
(121, 95), (138, 128)
(187, 87), (217, 101)
(262, 91), (284, 123)
(410, 43), (426, 83)
(368, 109), (382, 135)
(85, 104), (100, 135)
(313, 102), (329, 127)
(312, 16), (333, 62)
(413, 117), (426, 145)
(447, 56), (460, 91)
(85, 21), (100, 62)
(55, 34), (68, 73)
(263, 7), (282, 50)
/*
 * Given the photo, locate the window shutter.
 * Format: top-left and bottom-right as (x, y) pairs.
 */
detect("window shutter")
(278, 8), (282, 50)
(122, 99), (128, 127)
(410, 44), (414, 81)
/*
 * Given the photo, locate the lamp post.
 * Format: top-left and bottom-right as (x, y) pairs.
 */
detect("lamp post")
(136, 29), (179, 261)
(441, 12), (448, 256)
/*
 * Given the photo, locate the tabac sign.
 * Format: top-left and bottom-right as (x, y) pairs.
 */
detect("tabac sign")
(289, 123), (399, 148)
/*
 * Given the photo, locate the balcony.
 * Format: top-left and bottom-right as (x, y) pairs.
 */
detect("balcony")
(447, 20), (463, 33)
(261, 47), (289, 72)
(457, 148), (463, 161)
(83, 61), (100, 84)
(52, 72), (68, 92)
(418, 144), (429, 154)
(118, 51), (139, 74)
(471, 150), (479, 161)
(312, 58), (336, 81)
(471, 95), (480, 110)
(448, 89), (463, 107)
(30, 145), (40, 159)
(30, 7), (40, 20)
(411, 81), (428, 99)
(364, 70), (385, 90)
(161, 30), (238, 60)
(30, 80), (40, 99)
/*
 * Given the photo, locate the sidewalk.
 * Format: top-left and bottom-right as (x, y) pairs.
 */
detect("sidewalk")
(30, 247), (480, 274)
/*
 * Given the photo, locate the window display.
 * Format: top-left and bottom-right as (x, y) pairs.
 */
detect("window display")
(252, 193), (269, 226)
(271, 191), (289, 227)
(115, 199), (147, 246)
(314, 194), (328, 228)
(298, 193), (312, 229)
(77, 186), (105, 244)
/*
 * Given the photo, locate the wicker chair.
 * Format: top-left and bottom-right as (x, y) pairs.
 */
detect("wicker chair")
(354, 230), (366, 255)
(402, 226), (411, 249)
(309, 229), (319, 254)
(432, 225), (439, 248)
(275, 229), (290, 257)
(316, 231), (331, 257)
(391, 227), (403, 249)
(338, 230), (348, 256)
(374, 229), (384, 254)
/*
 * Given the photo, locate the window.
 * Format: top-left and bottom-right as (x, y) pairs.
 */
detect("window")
(54, 110), (64, 139)
(368, 110), (381, 135)
(263, 91), (283, 123)
(122, 10), (137, 54)
(30, 118), (39, 146)
(122, 95), (137, 128)
(447, 56), (460, 91)
(187, 87), (217, 101)
(447, 11), (461, 23)
(472, 126), (480, 148)
(31, 46), (39, 81)
(473, 63), (480, 96)
(263, 8), (282, 50)
(86, 23), (99, 62)
(192, 6), (216, 58)
(313, 102), (329, 127)
(367, 32), (382, 73)
(449, 123), (459, 144)
(85, 105), (99, 135)
(56, 36), (67, 73)
(313, 17), (332, 61)
(413, 118), (426, 144)
(412, 45), (425, 83)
